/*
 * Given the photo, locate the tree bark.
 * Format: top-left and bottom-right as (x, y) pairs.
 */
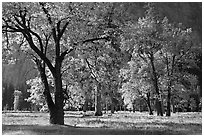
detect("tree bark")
(149, 55), (163, 116)
(166, 86), (171, 116)
(35, 60), (59, 124)
(111, 100), (115, 114)
(83, 97), (88, 112)
(110, 93), (115, 114)
(106, 101), (108, 113)
(95, 83), (102, 116)
(155, 99), (163, 116)
(146, 92), (153, 115)
(36, 58), (64, 125)
(166, 55), (175, 116)
(52, 59), (64, 125)
(132, 100), (136, 112)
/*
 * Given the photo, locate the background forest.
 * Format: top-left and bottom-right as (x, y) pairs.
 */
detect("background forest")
(2, 2), (202, 121)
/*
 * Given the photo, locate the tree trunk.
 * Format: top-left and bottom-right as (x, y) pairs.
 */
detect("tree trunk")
(198, 76), (202, 97)
(39, 58), (64, 125)
(105, 101), (108, 113)
(139, 99), (143, 112)
(110, 96), (115, 114)
(166, 87), (171, 116)
(155, 99), (163, 116)
(149, 55), (163, 116)
(53, 60), (64, 125)
(111, 101), (115, 114)
(166, 55), (175, 116)
(133, 103), (136, 113)
(36, 60), (60, 124)
(95, 83), (102, 116)
(146, 93), (153, 115)
(83, 98), (88, 112)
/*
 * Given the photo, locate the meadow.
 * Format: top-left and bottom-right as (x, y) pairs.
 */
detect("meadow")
(2, 111), (202, 135)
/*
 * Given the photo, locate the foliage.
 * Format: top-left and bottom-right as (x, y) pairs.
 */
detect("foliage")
(26, 77), (47, 106)
(120, 3), (199, 115)
(63, 83), (85, 110)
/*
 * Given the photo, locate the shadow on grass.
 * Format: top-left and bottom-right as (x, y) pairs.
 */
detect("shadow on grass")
(2, 122), (201, 135)
(1, 124), (168, 135)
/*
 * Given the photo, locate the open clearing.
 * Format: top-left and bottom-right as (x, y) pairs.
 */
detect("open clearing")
(2, 111), (202, 135)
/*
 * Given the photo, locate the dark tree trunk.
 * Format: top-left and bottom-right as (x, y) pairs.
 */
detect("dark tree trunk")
(146, 93), (153, 115)
(139, 100), (143, 112)
(83, 98), (88, 112)
(155, 99), (163, 116)
(198, 76), (202, 97)
(133, 101), (136, 113)
(49, 106), (64, 124)
(35, 59), (62, 124)
(105, 101), (108, 113)
(110, 95), (116, 114)
(36, 60), (64, 125)
(149, 55), (163, 116)
(111, 101), (115, 114)
(166, 97), (171, 116)
(95, 83), (102, 116)
(53, 60), (64, 125)
(166, 87), (171, 116)
(95, 93), (102, 116)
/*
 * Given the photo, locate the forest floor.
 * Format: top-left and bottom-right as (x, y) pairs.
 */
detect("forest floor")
(2, 111), (202, 135)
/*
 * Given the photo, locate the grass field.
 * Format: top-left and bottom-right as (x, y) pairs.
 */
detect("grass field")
(2, 111), (202, 135)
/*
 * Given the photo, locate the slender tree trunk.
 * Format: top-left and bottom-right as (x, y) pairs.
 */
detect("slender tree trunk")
(166, 55), (175, 116)
(83, 97), (88, 112)
(95, 83), (102, 116)
(139, 99), (143, 112)
(166, 86), (171, 116)
(149, 55), (163, 116)
(146, 93), (153, 115)
(106, 101), (108, 113)
(110, 93), (115, 114)
(111, 100), (115, 114)
(198, 76), (202, 97)
(133, 100), (136, 113)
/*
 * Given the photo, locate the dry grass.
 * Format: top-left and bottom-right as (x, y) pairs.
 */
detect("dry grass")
(2, 111), (202, 135)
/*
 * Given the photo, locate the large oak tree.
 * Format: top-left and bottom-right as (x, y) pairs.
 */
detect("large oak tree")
(2, 2), (111, 125)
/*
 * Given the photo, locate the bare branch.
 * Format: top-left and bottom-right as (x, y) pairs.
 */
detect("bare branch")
(39, 2), (52, 25)
(84, 58), (98, 82)
(39, 2), (57, 43)
(21, 32), (56, 76)
(28, 29), (44, 52)
(58, 22), (69, 39)
(60, 48), (74, 61)
(44, 33), (52, 55)
(82, 36), (110, 44)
